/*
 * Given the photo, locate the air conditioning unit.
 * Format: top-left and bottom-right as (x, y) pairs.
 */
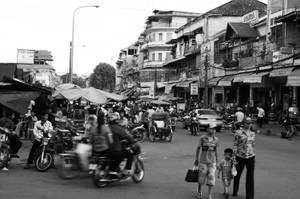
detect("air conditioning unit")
(280, 47), (294, 54)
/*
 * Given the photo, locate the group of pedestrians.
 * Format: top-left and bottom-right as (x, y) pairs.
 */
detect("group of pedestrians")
(193, 117), (255, 199)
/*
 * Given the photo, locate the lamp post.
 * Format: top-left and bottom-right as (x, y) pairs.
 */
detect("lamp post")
(69, 5), (99, 83)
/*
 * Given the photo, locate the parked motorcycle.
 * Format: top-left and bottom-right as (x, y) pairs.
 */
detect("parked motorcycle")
(34, 134), (55, 172)
(90, 141), (144, 188)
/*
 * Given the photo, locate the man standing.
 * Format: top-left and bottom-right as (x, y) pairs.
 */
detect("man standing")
(24, 113), (53, 169)
(194, 123), (219, 199)
(233, 117), (255, 199)
(256, 105), (265, 128)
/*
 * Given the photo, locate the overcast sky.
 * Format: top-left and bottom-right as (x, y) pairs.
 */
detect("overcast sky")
(0, 0), (267, 76)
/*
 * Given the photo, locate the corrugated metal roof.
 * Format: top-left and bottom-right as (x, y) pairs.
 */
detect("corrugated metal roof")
(226, 22), (259, 39)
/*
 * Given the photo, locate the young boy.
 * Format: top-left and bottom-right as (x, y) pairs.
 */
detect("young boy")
(218, 148), (236, 199)
(194, 123), (219, 199)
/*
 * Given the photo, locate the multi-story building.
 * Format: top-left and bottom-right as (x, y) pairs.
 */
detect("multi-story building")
(138, 10), (200, 96)
(16, 49), (59, 88)
(163, 0), (267, 109)
(116, 43), (138, 91)
(266, 0), (300, 110)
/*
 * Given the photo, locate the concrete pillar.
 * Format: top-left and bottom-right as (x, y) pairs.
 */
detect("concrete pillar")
(236, 86), (240, 105)
(249, 86), (254, 107)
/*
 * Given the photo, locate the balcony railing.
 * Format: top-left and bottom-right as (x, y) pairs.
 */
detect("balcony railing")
(184, 45), (201, 56)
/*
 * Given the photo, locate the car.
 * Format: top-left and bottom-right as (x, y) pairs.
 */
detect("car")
(195, 109), (223, 132)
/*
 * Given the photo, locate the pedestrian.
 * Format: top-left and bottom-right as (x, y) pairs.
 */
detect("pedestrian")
(233, 117), (255, 199)
(194, 123), (219, 199)
(256, 105), (265, 128)
(217, 148), (236, 199)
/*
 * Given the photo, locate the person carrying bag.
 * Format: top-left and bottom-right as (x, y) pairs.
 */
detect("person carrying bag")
(185, 166), (199, 183)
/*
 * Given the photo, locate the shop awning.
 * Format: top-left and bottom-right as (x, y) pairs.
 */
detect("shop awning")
(0, 91), (41, 114)
(164, 84), (175, 94)
(287, 68), (300, 86)
(208, 76), (223, 86)
(218, 75), (235, 86)
(233, 73), (254, 83)
(270, 67), (294, 77)
(241, 72), (269, 83)
(175, 80), (192, 88)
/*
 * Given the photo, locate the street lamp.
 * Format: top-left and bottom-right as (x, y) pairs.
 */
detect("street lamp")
(69, 5), (99, 83)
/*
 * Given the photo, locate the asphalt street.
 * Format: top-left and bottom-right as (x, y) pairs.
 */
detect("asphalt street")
(0, 124), (300, 199)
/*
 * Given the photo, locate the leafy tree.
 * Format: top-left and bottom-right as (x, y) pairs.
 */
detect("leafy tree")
(72, 76), (86, 88)
(89, 62), (116, 91)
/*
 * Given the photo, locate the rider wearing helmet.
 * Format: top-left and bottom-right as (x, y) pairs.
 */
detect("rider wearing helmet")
(107, 113), (135, 174)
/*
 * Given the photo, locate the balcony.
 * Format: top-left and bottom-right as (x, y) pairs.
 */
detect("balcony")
(142, 60), (164, 68)
(184, 45), (201, 56)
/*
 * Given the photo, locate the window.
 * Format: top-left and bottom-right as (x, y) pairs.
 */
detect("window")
(167, 33), (172, 41)
(158, 53), (163, 61)
(158, 33), (163, 41)
(152, 33), (156, 42)
(166, 52), (171, 61)
(152, 53), (155, 61)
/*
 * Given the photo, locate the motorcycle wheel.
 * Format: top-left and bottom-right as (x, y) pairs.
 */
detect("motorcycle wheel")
(132, 159), (145, 183)
(92, 169), (109, 188)
(134, 129), (145, 142)
(0, 149), (9, 169)
(149, 127), (156, 142)
(56, 156), (76, 179)
(35, 152), (53, 172)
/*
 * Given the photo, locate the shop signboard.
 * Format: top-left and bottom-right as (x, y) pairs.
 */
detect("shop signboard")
(243, 10), (259, 25)
(17, 49), (34, 64)
(190, 83), (198, 95)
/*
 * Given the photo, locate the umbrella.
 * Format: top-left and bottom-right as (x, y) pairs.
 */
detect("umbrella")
(52, 87), (107, 104)
(55, 83), (81, 90)
(158, 95), (182, 102)
(97, 89), (127, 101)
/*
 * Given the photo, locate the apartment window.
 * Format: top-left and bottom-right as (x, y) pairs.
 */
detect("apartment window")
(166, 52), (171, 61)
(152, 33), (156, 42)
(158, 53), (163, 61)
(158, 33), (163, 41)
(152, 53), (155, 61)
(167, 33), (172, 41)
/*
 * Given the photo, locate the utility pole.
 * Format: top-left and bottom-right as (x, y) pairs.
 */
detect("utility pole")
(204, 51), (209, 108)
(154, 67), (158, 97)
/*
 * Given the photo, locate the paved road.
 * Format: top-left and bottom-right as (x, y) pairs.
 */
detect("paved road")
(0, 125), (300, 199)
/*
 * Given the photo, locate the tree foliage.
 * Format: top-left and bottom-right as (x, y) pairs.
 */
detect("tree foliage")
(72, 76), (86, 88)
(89, 62), (116, 91)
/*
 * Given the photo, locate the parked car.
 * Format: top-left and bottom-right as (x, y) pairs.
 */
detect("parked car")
(195, 109), (223, 132)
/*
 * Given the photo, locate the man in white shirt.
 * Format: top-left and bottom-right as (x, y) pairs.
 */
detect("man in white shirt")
(257, 105), (265, 128)
(234, 107), (245, 132)
(24, 113), (53, 169)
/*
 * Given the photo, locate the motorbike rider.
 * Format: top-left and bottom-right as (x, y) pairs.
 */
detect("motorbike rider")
(107, 112), (136, 175)
(24, 113), (53, 169)
(233, 107), (245, 132)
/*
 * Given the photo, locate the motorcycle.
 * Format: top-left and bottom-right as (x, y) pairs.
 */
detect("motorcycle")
(190, 117), (198, 136)
(90, 141), (145, 188)
(128, 123), (146, 142)
(34, 133), (55, 172)
(0, 127), (18, 169)
(56, 136), (91, 179)
(170, 117), (176, 132)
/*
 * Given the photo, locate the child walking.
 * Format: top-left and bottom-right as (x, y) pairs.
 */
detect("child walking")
(217, 148), (236, 199)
